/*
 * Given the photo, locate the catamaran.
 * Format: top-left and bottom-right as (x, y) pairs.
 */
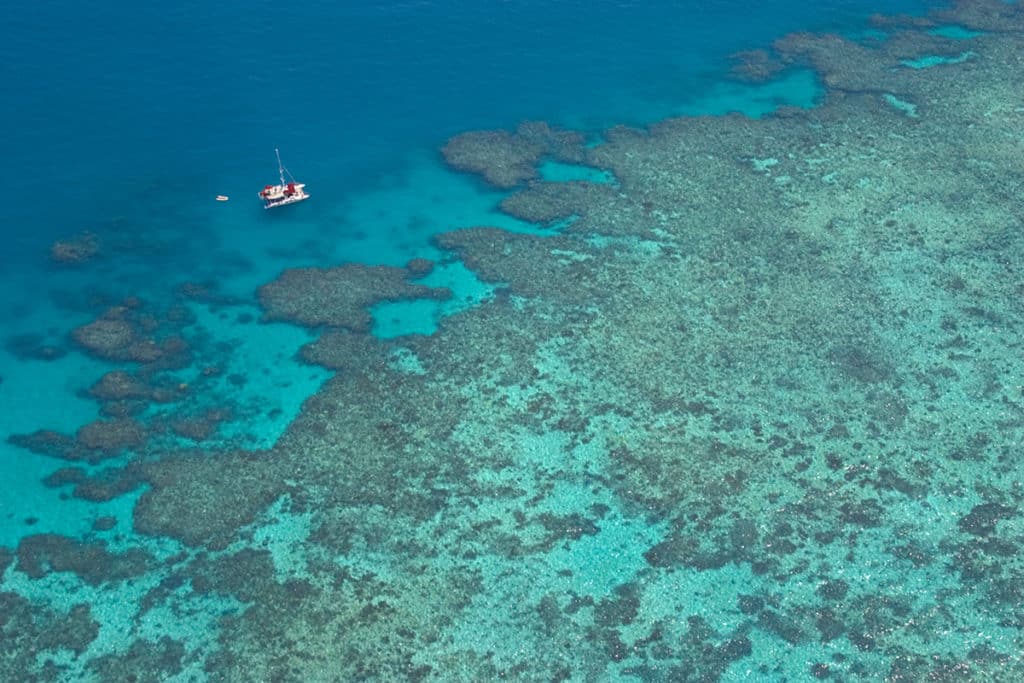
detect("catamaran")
(258, 149), (309, 209)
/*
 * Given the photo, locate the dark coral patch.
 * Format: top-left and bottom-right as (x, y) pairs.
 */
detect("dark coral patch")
(405, 257), (435, 277)
(49, 231), (101, 265)
(441, 121), (586, 188)
(71, 466), (144, 502)
(76, 418), (147, 459)
(828, 344), (895, 384)
(42, 466), (87, 488)
(10, 420), (149, 465)
(15, 534), (154, 586)
(85, 637), (186, 682)
(839, 498), (885, 528)
(499, 181), (619, 226)
(188, 548), (280, 603)
(299, 329), (391, 372)
(8, 429), (79, 460)
(0, 595), (99, 677)
(133, 451), (287, 550)
(167, 408), (231, 442)
(88, 370), (159, 402)
(594, 583), (641, 628)
(92, 516), (118, 532)
(816, 579), (849, 601)
(4, 332), (67, 361)
(957, 502), (1016, 537)
(728, 49), (786, 83)
(258, 263), (450, 332)
(71, 304), (192, 367)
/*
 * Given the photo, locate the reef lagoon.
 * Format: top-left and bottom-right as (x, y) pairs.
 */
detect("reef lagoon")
(3, 0), (1024, 680)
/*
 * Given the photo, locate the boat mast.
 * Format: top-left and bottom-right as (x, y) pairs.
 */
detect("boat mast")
(275, 148), (285, 185)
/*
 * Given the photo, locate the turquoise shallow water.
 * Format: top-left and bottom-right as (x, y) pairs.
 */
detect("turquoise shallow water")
(9, 1), (1024, 680)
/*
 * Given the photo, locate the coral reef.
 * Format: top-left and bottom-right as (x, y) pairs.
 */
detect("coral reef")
(88, 370), (160, 402)
(0, 596), (98, 679)
(42, 464), (144, 503)
(8, 429), (80, 461)
(49, 231), (100, 265)
(404, 256), (435, 277)
(85, 637), (186, 681)
(727, 48), (786, 83)
(298, 329), (390, 371)
(69, 466), (143, 502)
(3, 333), (66, 361)
(71, 317), (139, 360)
(441, 121), (586, 188)
(258, 263), (451, 332)
(200, 2), (1023, 676)
(71, 303), (192, 368)
(7, 0), (1024, 680)
(15, 534), (154, 586)
(167, 408), (231, 442)
(75, 418), (147, 459)
(132, 450), (290, 550)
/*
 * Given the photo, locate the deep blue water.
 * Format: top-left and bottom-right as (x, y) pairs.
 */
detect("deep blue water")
(4, 1), (939, 258)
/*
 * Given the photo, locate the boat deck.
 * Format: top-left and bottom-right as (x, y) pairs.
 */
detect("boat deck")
(259, 182), (309, 208)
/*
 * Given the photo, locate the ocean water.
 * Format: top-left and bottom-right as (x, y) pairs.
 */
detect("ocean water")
(5, 0), (1024, 680)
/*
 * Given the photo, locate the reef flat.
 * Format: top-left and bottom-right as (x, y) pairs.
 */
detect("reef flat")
(5, 0), (1024, 680)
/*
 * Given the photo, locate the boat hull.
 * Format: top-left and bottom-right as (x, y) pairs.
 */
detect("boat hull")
(261, 193), (310, 209)
(259, 182), (309, 209)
